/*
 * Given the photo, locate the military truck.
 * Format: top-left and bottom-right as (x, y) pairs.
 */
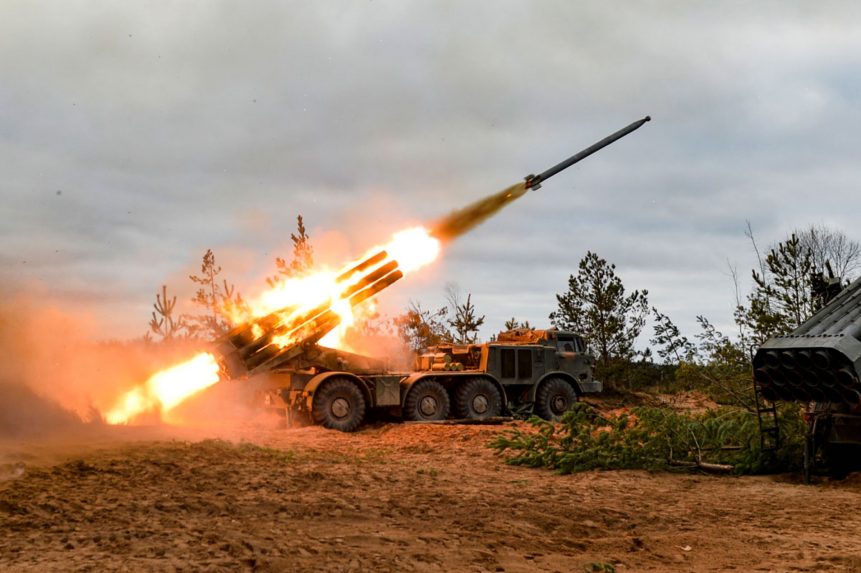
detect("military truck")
(409, 328), (599, 422)
(254, 332), (599, 430)
(210, 236), (602, 432)
(242, 327), (600, 431)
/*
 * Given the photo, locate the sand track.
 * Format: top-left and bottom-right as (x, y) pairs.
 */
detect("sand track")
(2, 422), (861, 572)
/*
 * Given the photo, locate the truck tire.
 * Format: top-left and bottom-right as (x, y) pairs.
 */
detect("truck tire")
(534, 377), (577, 422)
(311, 377), (366, 432)
(454, 378), (502, 419)
(403, 380), (450, 421)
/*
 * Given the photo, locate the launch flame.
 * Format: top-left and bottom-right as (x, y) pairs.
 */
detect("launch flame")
(105, 226), (441, 425)
(105, 352), (220, 425)
(229, 225), (440, 349)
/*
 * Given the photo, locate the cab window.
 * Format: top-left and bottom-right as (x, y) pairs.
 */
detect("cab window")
(557, 335), (576, 353)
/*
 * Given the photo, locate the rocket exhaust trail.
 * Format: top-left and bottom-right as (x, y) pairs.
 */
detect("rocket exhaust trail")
(431, 182), (528, 242)
(430, 115), (651, 243)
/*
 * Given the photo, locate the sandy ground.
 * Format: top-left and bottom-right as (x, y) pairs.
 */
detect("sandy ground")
(2, 419), (861, 573)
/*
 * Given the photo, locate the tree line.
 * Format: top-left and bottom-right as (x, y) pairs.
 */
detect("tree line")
(146, 217), (860, 399)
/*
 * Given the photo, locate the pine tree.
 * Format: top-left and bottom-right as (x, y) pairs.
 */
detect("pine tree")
(447, 292), (485, 344)
(549, 251), (649, 366)
(736, 233), (817, 344)
(269, 215), (315, 285)
(650, 308), (695, 363)
(504, 317), (532, 331)
(148, 284), (185, 342)
(186, 249), (242, 340)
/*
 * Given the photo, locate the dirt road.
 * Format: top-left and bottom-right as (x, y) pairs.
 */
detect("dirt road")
(2, 421), (861, 572)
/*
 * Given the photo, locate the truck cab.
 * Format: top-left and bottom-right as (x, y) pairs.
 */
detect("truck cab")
(410, 328), (601, 421)
(484, 328), (599, 393)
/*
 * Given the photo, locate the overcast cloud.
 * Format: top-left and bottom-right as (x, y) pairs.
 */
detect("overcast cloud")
(2, 1), (861, 343)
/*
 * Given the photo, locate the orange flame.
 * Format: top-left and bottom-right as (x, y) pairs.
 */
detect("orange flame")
(105, 352), (220, 425)
(230, 225), (440, 350)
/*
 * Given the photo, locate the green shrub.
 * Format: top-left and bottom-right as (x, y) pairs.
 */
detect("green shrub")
(490, 402), (805, 475)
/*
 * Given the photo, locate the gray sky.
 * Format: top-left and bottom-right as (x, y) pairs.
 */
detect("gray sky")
(2, 1), (861, 345)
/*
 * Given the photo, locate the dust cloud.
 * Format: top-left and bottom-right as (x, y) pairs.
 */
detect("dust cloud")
(338, 329), (416, 372)
(0, 298), (256, 439)
(0, 299), (114, 437)
(0, 381), (85, 439)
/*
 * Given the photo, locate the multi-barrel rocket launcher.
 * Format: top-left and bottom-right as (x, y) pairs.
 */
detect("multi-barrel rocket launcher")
(213, 116), (652, 385)
(753, 276), (861, 481)
(754, 278), (861, 406)
(215, 249), (406, 380)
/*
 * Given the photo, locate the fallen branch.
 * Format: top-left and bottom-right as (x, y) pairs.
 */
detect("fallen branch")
(669, 459), (734, 473)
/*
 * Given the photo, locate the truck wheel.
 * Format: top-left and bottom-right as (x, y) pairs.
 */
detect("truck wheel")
(454, 378), (502, 419)
(403, 380), (450, 421)
(534, 377), (577, 422)
(311, 377), (366, 432)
